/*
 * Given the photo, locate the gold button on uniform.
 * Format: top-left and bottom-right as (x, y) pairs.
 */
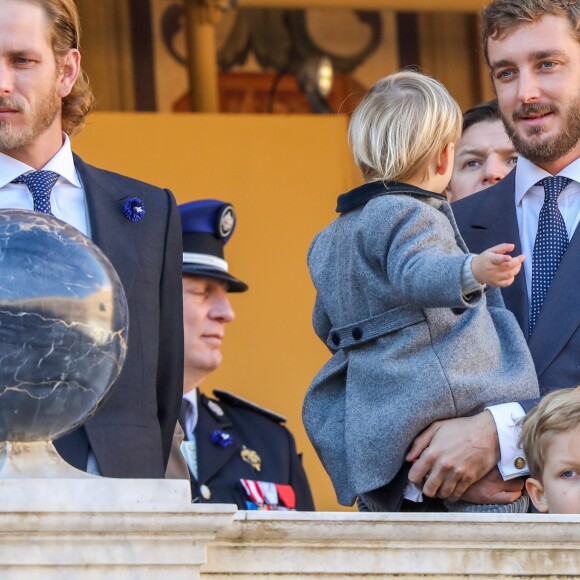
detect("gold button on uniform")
(200, 484), (212, 500)
(514, 457), (526, 470)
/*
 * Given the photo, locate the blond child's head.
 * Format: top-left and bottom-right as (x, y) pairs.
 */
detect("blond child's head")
(520, 387), (580, 513)
(348, 70), (462, 190)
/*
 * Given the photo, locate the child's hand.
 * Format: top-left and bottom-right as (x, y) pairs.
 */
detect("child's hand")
(471, 243), (524, 288)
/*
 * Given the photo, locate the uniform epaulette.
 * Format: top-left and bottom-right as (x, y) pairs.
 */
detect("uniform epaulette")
(213, 390), (286, 423)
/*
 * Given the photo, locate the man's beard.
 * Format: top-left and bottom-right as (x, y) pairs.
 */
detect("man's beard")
(501, 97), (580, 164)
(0, 87), (61, 151)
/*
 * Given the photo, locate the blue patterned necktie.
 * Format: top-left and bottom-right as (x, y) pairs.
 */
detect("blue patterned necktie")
(529, 176), (572, 334)
(12, 170), (60, 215)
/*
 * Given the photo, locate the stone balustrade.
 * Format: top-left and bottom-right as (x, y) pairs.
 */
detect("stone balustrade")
(3, 490), (580, 578)
(202, 511), (580, 578)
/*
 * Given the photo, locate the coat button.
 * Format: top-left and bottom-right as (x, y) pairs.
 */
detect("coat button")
(200, 484), (212, 500)
(514, 457), (526, 470)
(331, 332), (340, 346)
(352, 327), (363, 340)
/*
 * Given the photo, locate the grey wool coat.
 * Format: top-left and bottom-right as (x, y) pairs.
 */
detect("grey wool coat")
(303, 180), (539, 508)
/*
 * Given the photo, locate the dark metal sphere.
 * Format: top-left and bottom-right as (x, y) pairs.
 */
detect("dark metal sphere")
(0, 210), (128, 441)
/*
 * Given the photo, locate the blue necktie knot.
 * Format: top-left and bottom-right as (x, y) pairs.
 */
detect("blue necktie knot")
(536, 176), (571, 203)
(12, 170), (60, 215)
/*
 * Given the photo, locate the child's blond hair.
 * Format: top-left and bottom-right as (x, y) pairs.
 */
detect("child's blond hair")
(519, 387), (580, 480)
(348, 70), (462, 183)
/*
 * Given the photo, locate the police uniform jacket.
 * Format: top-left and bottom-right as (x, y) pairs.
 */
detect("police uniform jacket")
(303, 180), (539, 509)
(181, 390), (315, 510)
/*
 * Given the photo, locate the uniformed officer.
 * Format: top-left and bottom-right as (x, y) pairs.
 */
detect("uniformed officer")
(167, 199), (315, 511)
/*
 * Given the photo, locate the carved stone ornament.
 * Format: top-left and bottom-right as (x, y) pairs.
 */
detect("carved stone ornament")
(162, 4), (381, 73)
(184, 0), (237, 26)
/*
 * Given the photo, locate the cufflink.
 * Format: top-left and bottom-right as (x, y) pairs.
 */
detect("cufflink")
(514, 457), (526, 470)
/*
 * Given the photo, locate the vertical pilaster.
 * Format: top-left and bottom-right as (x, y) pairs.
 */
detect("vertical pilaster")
(76, 0), (136, 111)
(418, 12), (483, 110)
(184, 0), (227, 112)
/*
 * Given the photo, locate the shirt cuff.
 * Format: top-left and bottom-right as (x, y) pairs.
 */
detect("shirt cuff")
(486, 402), (528, 480)
(403, 482), (424, 502)
(461, 254), (485, 297)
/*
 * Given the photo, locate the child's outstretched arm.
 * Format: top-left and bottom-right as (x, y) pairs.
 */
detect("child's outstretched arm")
(471, 243), (524, 288)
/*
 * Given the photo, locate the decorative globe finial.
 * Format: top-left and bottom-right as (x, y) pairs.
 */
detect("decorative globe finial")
(0, 210), (128, 446)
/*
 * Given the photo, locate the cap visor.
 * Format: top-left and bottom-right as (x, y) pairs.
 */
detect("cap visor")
(182, 265), (248, 292)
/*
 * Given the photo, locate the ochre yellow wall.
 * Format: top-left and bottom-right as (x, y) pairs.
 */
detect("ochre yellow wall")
(73, 113), (357, 511)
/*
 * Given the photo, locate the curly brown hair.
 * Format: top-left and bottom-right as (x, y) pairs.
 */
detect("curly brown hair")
(25, 0), (96, 135)
(482, 0), (580, 64)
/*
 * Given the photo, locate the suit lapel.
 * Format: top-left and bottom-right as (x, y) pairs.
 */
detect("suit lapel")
(74, 155), (141, 295)
(528, 222), (580, 379)
(461, 173), (529, 335)
(195, 393), (240, 484)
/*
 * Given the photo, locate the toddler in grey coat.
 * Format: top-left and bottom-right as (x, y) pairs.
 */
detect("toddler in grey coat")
(303, 71), (540, 512)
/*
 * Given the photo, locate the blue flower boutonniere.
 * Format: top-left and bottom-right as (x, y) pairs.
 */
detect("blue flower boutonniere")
(123, 197), (145, 222)
(211, 429), (234, 448)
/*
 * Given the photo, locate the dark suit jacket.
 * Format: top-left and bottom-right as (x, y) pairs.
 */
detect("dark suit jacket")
(453, 169), (580, 410)
(54, 156), (183, 477)
(180, 390), (315, 510)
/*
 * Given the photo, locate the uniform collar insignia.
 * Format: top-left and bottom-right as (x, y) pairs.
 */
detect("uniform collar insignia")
(207, 399), (224, 417)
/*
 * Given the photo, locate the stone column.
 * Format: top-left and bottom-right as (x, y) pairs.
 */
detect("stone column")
(184, 0), (230, 112)
(76, 0), (135, 111)
(418, 12), (483, 110)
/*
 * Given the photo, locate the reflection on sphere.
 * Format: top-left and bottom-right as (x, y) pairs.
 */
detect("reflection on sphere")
(0, 210), (128, 441)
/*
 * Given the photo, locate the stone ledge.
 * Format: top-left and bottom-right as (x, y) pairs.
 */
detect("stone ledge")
(202, 511), (580, 578)
(0, 504), (237, 579)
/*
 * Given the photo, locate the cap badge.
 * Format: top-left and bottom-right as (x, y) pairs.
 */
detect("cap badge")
(218, 205), (235, 239)
(241, 446), (261, 471)
(123, 197), (145, 222)
(211, 429), (233, 448)
(207, 399), (224, 417)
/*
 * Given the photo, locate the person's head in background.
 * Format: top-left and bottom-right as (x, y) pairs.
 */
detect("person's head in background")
(180, 200), (248, 393)
(447, 100), (517, 203)
(349, 70), (461, 194)
(520, 387), (580, 513)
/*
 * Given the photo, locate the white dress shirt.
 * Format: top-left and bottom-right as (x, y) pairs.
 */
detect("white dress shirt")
(0, 134), (91, 237)
(488, 156), (580, 479)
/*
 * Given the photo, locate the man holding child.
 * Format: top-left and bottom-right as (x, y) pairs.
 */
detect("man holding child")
(408, 0), (580, 510)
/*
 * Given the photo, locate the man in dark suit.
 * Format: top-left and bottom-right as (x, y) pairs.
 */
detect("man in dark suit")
(0, 0), (183, 477)
(167, 199), (314, 510)
(406, 0), (580, 506)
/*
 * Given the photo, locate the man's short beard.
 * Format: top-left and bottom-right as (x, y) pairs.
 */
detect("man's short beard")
(0, 89), (61, 151)
(501, 98), (580, 164)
